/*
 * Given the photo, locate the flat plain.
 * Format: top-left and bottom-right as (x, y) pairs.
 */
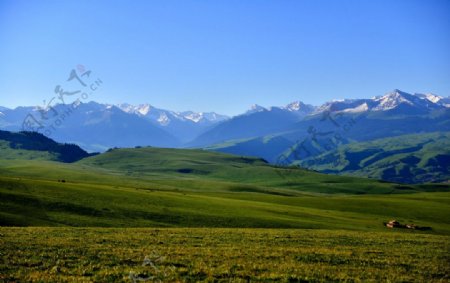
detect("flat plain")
(1, 228), (449, 282)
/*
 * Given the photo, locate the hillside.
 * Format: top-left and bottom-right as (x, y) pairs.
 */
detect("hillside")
(77, 146), (448, 194)
(0, 130), (95, 162)
(298, 132), (450, 184)
(206, 110), (450, 184)
(1, 144), (449, 233)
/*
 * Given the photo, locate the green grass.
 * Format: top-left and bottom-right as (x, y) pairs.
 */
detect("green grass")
(1, 147), (449, 233)
(0, 130), (92, 162)
(77, 147), (449, 194)
(1, 228), (448, 282)
(0, 140), (58, 161)
(299, 132), (450, 184)
(1, 143), (450, 281)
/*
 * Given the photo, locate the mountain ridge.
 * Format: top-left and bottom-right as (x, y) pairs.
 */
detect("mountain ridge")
(1, 89), (449, 153)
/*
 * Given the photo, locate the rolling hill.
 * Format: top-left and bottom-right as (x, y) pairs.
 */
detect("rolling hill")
(297, 132), (450, 184)
(0, 130), (95, 162)
(207, 109), (450, 183)
(1, 137), (449, 233)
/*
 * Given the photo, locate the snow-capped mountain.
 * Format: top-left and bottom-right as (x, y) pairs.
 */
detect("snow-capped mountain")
(189, 103), (314, 147)
(283, 101), (316, 114)
(244, 101), (315, 117)
(245, 104), (267, 115)
(117, 103), (152, 116)
(0, 102), (180, 152)
(178, 111), (228, 124)
(415, 93), (450, 107)
(313, 97), (377, 114)
(416, 93), (442, 104)
(0, 101), (229, 150)
(117, 103), (228, 126)
(115, 103), (229, 142)
(371, 89), (439, 112)
(313, 89), (448, 115)
(117, 103), (177, 124)
(1, 89), (448, 152)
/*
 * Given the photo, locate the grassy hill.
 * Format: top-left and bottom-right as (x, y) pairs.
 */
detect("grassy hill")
(1, 140), (450, 281)
(298, 132), (450, 184)
(1, 145), (449, 233)
(0, 130), (95, 162)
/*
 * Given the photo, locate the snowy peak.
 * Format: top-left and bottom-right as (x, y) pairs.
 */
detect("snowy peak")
(342, 102), (369, 113)
(157, 112), (170, 126)
(136, 104), (151, 116)
(373, 90), (413, 111)
(179, 111), (228, 123)
(424, 93), (442, 104)
(312, 89), (447, 115)
(117, 103), (152, 116)
(188, 113), (205, 123)
(285, 101), (303, 111)
(372, 89), (442, 112)
(117, 103), (228, 126)
(314, 99), (369, 114)
(246, 104), (267, 115)
(415, 93), (443, 104)
(116, 103), (134, 113)
(284, 101), (315, 113)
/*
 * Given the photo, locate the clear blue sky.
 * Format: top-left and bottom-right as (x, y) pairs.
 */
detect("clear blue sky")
(0, 0), (449, 115)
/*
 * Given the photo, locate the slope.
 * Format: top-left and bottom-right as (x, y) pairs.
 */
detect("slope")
(0, 145), (449, 232)
(0, 130), (95, 162)
(298, 132), (450, 184)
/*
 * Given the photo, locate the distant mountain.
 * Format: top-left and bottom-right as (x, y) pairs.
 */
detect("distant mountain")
(313, 89), (444, 115)
(0, 130), (95, 162)
(117, 103), (228, 142)
(0, 102), (231, 151)
(297, 132), (450, 184)
(245, 104), (267, 115)
(0, 102), (180, 152)
(206, 135), (293, 162)
(284, 101), (316, 114)
(207, 90), (450, 169)
(188, 102), (315, 147)
(117, 103), (227, 124)
(1, 89), (448, 155)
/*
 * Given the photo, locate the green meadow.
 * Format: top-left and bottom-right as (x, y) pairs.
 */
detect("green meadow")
(1, 147), (449, 232)
(1, 146), (449, 281)
(1, 228), (449, 282)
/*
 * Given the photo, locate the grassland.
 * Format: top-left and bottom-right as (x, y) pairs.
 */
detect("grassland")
(1, 147), (449, 233)
(0, 140), (57, 161)
(1, 146), (450, 281)
(1, 227), (448, 282)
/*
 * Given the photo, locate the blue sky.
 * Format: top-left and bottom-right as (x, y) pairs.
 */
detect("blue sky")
(0, 0), (449, 115)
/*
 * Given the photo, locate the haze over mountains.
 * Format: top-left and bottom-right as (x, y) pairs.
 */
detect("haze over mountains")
(1, 89), (449, 183)
(2, 89), (447, 147)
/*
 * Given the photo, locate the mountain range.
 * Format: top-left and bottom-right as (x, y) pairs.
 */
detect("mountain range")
(1, 89), (449, 183)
